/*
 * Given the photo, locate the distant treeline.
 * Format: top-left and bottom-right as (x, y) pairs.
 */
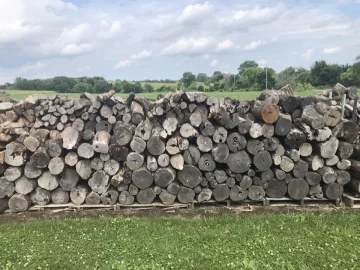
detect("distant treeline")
(1, 57), (359, 93)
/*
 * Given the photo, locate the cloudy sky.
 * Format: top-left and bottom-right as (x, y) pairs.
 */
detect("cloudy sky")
(0, 0), (360, 83)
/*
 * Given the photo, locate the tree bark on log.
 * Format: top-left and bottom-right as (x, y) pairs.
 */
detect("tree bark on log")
(252, 101), (280, 124)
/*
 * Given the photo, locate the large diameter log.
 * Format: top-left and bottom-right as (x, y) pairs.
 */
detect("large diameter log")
(211, 143), (229, 163)
(24, 161), (42, 179)
(248, 185), (265, 201)
(288, 178), (310, 200)
(180, 123), (199, 138)
(309, 184), (323, 199)
(301, 105), (324, 129)
(314, 137), (339, 159)
(5, 142), (27, 166)
(93, 131), (110, 154)
(177, 187), (195, 203)
(227, 132), (246, 152)
(154, 167), (176, 188)
(337, 141), (353, 159)
(229, 186), (248, 201)
(15, 176), (37, 195)
(163, 117), (178, 135)
(130, 137), (146, 154)
(137, 188), (156, 204)
(293, 160), (309, 178)
(183, 146), (201, 165)
(275, 114), (292, 136)
(126, 152), (144, 171)
(4, 167), (22, 182)
(284, 129), (306, 149)
(48, 157), (65, 176)
(197, 135), (213, 152)
(9, 194), (30, 212)
(335, 170), (350, 185)
(213, 127), (228, 143)
(213, 184), (230, 201)
(46, 140), (62, 158)
(104, 159), (120, 176)
(326, 156), (339, 166)
(114, 124), (133, 145)
(89, 171), (110, 194)
(147, 136), (165, 156)
(51, 188), (69, 204)
(324, 109), (341, 127)
(135, 119), (153, 141)
(253, 151), (272, 172)
(266, 179), (287, 198)
(61, 127), (79, 149)
(323, 183), (343, 200)
(280, 156), (294, 172)
(85, 191), (101, 205)
(305, 172), (321, 186)
(30, 187), (51, 206)
(23, 136), (40, 152)
(78, 143), (94, 159)
(197, 188), (212, 202)
(132, 167), (153, 189)
(198, 154), (216, 172)
(318, 166), (337, 184)
(337, 159), (351, 170)
(0, 177), (14, 198)
(226, 151), (251, 173)
(178, 165), (202, 188)
(200, 120), (215, 136)
(119, 191), (135, 205)
(237, 117), (252, 135)
(70, 185), (89, 205)
(170, 154), (184, 170)
(59, 168), (79, 191)
(252, 101), (279, 124)
(109, 144), (128, 162)
(38, 171), (59, 191)
(101, 189), (119, 205)
(30, 146), (50, 169)
(76, 160), (93, 180)
(332, 121), (360, 143)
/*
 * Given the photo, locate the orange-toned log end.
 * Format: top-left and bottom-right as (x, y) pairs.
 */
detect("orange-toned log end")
(262, 104), (280, 124)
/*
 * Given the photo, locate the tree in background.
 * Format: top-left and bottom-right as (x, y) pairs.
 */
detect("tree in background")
(143, 84), (154, 92)
(212, 71), (224, 82)
(72, 82), (93, 93)
(196, 73), (208, 82)
(341, 56), (360, 86)
(181, 72), (196, 88)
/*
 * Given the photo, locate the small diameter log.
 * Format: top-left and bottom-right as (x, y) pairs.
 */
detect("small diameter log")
(213, 184), (230, 201)
(0, 177), (14, 198)
(167, 183), (180, 195)
(280, 156), (294, 173)
(338, 159), (351, 170)
(177, 187), (195, 203)
(135, 119), (153, 141)
(77, 143), (94, 159)
(46, 140), (62, 158)
(9, 194), (30, 212)
(337, 141), (353, 159)
(197, 188), (212, 202)
(30, 187), (51, 206)
(318, 166), (337, 184)
(213, 127), (228, 143)
(59, 168), (79, 191)
(114, 123), (133, 145)
(215, 170), (227, 183)
(301, 105), (324, 129)
(309, 184), (323, 199)
(299, 143), (312, 157)
(147, 135), (165, 156)
(261, 123), (275, 138)
(200, 120), (215, 136)
(51, 188), (70, 204)
(38, 171), (59, 191)
(137, 188), (156, 204)
(70, 185), (89, 205)
(104, 159), (120, 176)
(89, 171), (110, 194)
(126, 152), (144, 171)
(24, 161), (42, 179)
(266, 179), (287, 198)
(72, 119), (84, 132)
(248, 185), (265, 201)
(4, 167), (22, 182)
(5, 142), (27, 166)
(65, 152), (78, 167)
(305, 155), (324, 171)
(0, 198), (9, 213)
(261, 170), (274, 181)
(154, 167), (176, 188)
(293, 160), (309, 178)
(314, 137), (339, 159)
(326, 156), (339, 166)
(163, 117), (178, 135)
(323, 183), (343, 200)
(284, 129), (306, 149)
(211, 143), (229, 163)
(263, 137), (280, 152)
(253, 151), (272, 172)
(15, 176), (37, 195)
(249, 123), (263, 139)
(82, 130), (94, 141)
(238, 117), (252, 135)
(178, 165), (202, 188)
(180, 123), (199, 138)
(183, 146), (201, 165)
(130, 102), (144, 124)
(288, 178), (310, 200)
(170, 154), (184, 170)
(61, 127), (79, 149)
(132, 167), (153, 189)
(23, 136), (40, 152)
(324, 108), (341, 127)
(227, 132), (246, 152)
(335, 170), (350, 185)
(274, 169), (286, 180)
(76, 160), (93, 180)
(229, 186), (248, 201)
(158, 154), (170, 167)
(119, 191), (134, 205)
(101, 190), (119, 205)
(159, 190), (176, 205)
(109, 144), (128, 162)
(30, 146), (50, 169)
(198, 153), (216, 172)
(85, 191), (101, 205)
(252, 101), (280, 124)
(129, 137), (146, 154)
(147, 156), (158, 172)
(275, 114), (292, 136)
(93, 131), (110, 154)
(197, 135), (213, 152)
(247, 140), (264, 155)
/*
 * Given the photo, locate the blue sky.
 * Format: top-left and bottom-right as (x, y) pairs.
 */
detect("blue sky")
(0, 0), (359, 83)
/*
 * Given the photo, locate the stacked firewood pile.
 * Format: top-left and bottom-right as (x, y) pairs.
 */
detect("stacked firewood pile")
(0, 83), (359, 212)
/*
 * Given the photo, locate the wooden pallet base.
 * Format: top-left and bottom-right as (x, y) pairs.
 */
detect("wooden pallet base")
(342, 193), (360, 208)
(265, 197), (341, 207)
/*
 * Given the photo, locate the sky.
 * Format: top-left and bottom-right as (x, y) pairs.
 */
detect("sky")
(0, 0), (360, 83)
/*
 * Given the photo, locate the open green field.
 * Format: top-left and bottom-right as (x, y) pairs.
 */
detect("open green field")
(0, 212), (359, 269)
(1, 89), (323, 101)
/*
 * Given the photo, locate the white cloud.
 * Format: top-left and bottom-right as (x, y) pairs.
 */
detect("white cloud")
(98, 21), (121, 40)
(61, 43), (96, 56)
(257, 59), (267, 68)
(177, 2), (212, 24)
(47, 0), (77, 11)
(215, 40), (235, 52)
(210, 60), (218, 67)
(131, 49), (152, 60)
(323, 47), (341, 54)
(114, 60), (132, 70)
(221, 5), (284, 29)
(302, 48), (314, 60)
(243, 40), (266, 51)
(161, 37), (214, 55)
(20, 61), (47, 72)
(59, 24), (90, 44)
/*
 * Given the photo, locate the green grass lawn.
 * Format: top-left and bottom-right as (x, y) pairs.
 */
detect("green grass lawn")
(1, 89), (323, 101)
(0, 212), (359, 269)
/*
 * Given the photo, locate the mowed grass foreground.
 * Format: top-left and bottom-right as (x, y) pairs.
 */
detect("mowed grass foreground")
(0, 89), (323, 101)
(0, 213), (359, 269)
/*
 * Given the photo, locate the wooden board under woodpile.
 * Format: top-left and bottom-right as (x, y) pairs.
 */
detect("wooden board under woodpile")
(0, 83), (360, 212)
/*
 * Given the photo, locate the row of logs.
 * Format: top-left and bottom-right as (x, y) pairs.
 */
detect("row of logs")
(0, 83), (359, 212)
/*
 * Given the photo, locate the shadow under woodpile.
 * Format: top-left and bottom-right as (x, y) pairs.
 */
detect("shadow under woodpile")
(0, 82), (360, 213)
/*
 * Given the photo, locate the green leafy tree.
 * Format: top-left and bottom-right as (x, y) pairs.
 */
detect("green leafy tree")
(181, 72), (196, 88)
(93, 79), (108, 93)
(143, 84), (154, 92)
(72, 82), (93, 93)
(196, 73), (208, 82)
(238, 61), (259, 76)
(341, 56), (360, 86)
